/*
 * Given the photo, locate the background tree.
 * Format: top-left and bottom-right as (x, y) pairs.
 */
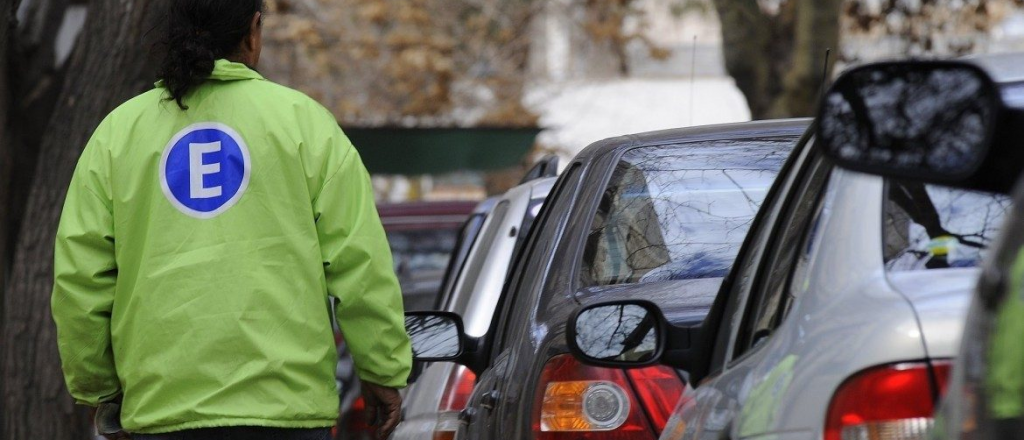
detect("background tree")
(260, 0), (541, 127)
(842, 0), (1024, 61)
(0, 0), (160, 437)
(705, 0), (1024, 120)
(712, 0), (843, 119)
(0, 0), (15, 294)
(577, 0), (671, 75)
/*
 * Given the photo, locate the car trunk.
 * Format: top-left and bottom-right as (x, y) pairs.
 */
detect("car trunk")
(887, 268), (980, 359)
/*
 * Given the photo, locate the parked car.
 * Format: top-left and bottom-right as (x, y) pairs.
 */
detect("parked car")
(811, 55), (1024, 440)
(334, 199), (495, 440)
(566, 56), (1017, 440)
(379, 200), (479, 311)
(341, 157), (559, 440)
(404, 119), (808, 439)
(396, 176), (556, 440)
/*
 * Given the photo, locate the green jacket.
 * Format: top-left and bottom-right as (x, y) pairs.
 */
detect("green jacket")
(988, 247), (1024, 420)
(51, 60), (411, 433)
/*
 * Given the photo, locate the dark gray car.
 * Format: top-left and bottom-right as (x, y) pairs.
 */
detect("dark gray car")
(405, 119), (807, 439)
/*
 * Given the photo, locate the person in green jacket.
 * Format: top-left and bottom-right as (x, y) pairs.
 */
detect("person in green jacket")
(50, 1), (411, 439)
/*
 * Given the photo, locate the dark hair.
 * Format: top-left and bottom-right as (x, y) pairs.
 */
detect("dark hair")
(158, 0), (265, 110)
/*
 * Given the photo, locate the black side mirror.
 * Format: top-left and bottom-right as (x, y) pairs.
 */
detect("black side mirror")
(817, 60), (1023, 194)
(566, 300), (665, 366)
(566, 300), (708, 379)
(405, 312), (465, 362)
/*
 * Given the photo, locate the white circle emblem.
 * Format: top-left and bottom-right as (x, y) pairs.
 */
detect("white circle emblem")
(159, 122), (251, 219)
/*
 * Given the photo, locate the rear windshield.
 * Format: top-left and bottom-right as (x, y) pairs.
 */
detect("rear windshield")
(580, 137), (796, 287)
(884, 182), (1011, 271)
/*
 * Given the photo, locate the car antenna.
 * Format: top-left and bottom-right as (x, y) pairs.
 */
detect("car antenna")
(689, 34), (697, 126)
(818, 48), (832, 104)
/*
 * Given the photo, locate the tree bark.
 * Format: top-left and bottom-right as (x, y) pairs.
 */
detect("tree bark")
(1, 1), (161, 438)
(714, 0), (841, 119)
(768, 0), (842, 117)
(0, 0), (19, 294)
(714, 0), (776, 119)
(5, 0), (72, 253)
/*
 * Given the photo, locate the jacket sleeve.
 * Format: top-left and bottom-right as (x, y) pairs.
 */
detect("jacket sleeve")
(51, 124), (120, 406)
(313, 131), (411, 389)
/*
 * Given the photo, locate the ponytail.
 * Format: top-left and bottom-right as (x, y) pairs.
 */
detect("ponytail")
(157, 0), (264, 110)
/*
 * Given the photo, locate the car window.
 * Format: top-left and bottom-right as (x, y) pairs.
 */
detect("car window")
(705, 135), (814, 374)
(436, 212), (488, 310)
(732, 157), (832, 358)
(579, 139), (794, 288)
(492, 164), (582, 356)
(883, 182), (1010, 271)
(512, 196), (545, 262)
(447, 201), (510, 312)
(787, 170), (840, 315)
(387, 227), (460, 310)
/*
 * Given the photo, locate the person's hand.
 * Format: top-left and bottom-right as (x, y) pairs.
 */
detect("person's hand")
(361, 381), (403, 440)
(95, 397), (129, 440)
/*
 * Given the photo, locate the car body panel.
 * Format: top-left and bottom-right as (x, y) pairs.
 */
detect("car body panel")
(887, 268), (978, 359)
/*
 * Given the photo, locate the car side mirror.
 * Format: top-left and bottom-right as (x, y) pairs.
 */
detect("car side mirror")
(817, 60), (1024, 195)
(567, 301), (664, 366)
(566, 300), (708, 380)
(405, 312), (465, 362)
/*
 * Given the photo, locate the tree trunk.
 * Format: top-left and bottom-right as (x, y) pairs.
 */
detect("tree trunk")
(0, 0), (18, 294)
(767, 0), (842, 118)
(5, 0), (73, 256)
(1, 1), (161, 438)
(714, 0), (841, 119)
(714, 0), (776, 119)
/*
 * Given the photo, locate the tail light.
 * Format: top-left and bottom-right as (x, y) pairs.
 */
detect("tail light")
(532, 354), (685, 439)
(342, 396), (371, 438)
(825, 360), (952, 440)
(433, 365), (477, 440)
(626, 365), (687, 432)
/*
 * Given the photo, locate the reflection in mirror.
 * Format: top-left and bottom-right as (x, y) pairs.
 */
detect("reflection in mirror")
(575, 304), (659, 363)
(405, 314), (461, 360)
(819, 65), (996, 177)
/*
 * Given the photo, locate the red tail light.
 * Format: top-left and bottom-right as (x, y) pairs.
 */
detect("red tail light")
(439, 365), (477, 411)
(532, 354), (659, 440)
(825, 360), (952, 440)
(344, 396), (371, 435)
(433, 365), (477, 440)
(625, 365), (686, 433)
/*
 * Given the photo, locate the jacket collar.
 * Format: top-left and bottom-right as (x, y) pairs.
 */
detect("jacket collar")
(208, 59), (265, 81)
(156, 59), (264, 87)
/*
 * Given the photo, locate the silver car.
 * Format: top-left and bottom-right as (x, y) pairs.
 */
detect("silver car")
(394, 176), (555, 440)
(809, 55), (1024, 440)
(568, 120), (1009, 440)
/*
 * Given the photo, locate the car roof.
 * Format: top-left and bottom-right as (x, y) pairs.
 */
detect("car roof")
(571, 118), (812, 164)
(471, 197), (499, 215)
(524, 176), (556, 200)
(377, 200), (479, 232)
(963, 52), (1024, 84)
